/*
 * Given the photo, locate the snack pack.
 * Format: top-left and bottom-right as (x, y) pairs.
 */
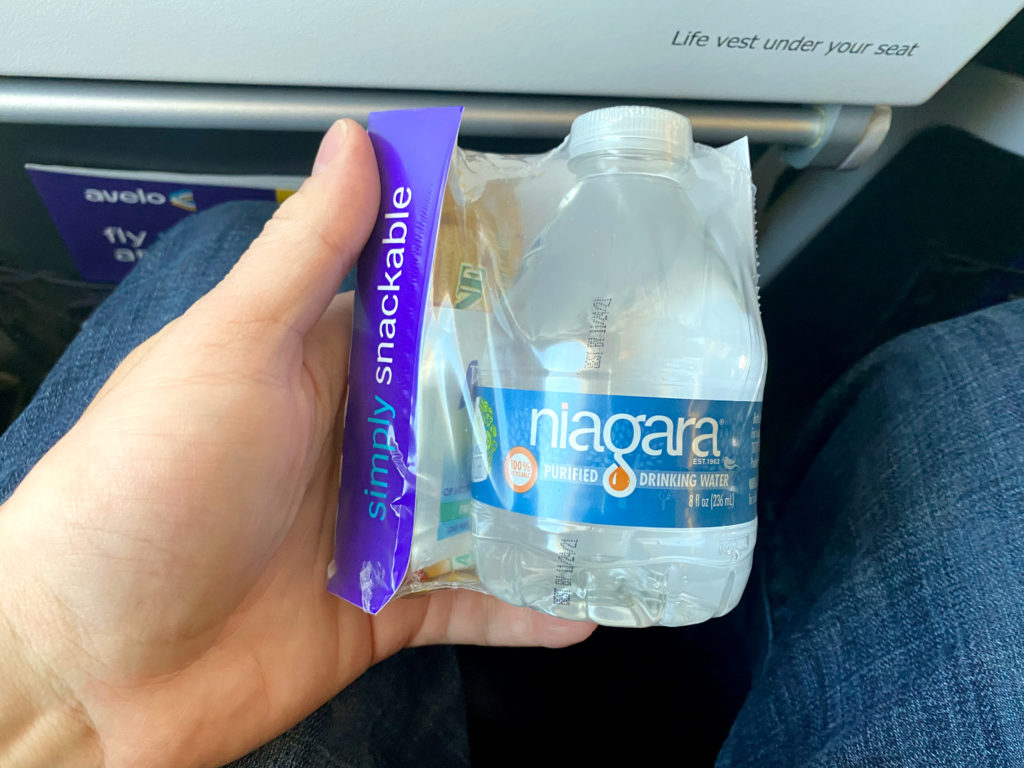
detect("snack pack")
(327, 106), (766, 627)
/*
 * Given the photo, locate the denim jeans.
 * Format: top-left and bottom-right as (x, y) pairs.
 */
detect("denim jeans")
(2, 202), (1022, 767)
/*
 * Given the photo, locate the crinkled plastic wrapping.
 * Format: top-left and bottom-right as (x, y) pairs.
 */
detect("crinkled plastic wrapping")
(327, 106), (762, 616)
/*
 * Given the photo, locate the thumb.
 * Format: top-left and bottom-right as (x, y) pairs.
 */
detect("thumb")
(211, 118), (380, 335)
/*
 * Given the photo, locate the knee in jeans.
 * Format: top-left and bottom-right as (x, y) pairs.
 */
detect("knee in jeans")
(855, 300), (1024, 407)
(137, 200), (278, 281)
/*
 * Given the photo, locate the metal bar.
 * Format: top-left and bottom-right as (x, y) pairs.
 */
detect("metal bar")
(0, 77), (825, 146)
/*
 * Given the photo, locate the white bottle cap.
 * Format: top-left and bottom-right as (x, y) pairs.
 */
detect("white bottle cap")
(568, 106), (694, 160)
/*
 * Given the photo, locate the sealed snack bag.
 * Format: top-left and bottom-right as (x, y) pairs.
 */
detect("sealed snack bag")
(328, 106), (766, 628)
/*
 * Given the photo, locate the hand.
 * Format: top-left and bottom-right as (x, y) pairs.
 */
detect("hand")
(0, 120), (595, 768)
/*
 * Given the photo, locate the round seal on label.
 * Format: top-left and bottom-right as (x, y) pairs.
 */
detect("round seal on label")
(503, 446), (538, 493)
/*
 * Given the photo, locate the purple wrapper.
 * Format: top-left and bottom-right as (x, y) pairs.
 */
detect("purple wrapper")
(328, 106), (463, 613)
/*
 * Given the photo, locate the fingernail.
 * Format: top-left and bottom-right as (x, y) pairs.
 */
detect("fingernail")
(312, 120), (350, 176)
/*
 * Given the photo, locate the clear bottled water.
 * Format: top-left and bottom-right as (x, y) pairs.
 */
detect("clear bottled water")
(469, 106), (766, 627)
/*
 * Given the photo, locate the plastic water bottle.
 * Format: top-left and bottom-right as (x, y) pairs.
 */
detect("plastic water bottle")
(470, 106), (766, 627)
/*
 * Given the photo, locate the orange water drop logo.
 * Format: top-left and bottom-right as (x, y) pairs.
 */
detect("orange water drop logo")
(602, 455), (637, 498)
(608, 464), (631, 491)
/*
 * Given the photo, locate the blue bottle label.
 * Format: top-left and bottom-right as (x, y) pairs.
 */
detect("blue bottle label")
(471, 387), (761, 528)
